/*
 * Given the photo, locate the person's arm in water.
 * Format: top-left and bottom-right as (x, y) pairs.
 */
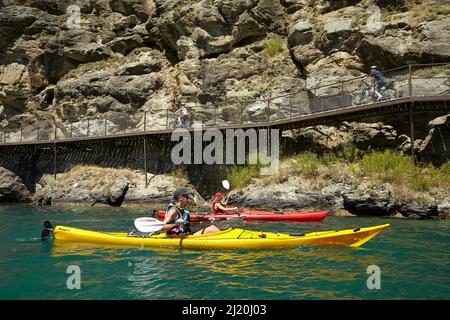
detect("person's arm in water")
(161, 208), (180, 232)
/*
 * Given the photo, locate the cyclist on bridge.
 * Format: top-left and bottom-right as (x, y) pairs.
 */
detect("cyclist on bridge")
(175, 102), (189, 128)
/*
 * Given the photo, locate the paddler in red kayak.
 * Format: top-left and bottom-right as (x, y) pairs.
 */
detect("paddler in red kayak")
(162, 188), (221, 235)
(211, 192), (239, 214)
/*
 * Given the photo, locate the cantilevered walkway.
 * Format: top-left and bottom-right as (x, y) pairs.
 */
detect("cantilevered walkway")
(0, 63), (448, 147)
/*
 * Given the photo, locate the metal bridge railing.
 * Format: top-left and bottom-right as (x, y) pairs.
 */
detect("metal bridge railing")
(0, 63), (449, 145)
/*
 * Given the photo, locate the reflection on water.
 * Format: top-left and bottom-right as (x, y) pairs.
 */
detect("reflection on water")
(50, 239), (380, 299)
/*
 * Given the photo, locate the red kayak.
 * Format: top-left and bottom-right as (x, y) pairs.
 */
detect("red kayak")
(156, 210), (328, 222)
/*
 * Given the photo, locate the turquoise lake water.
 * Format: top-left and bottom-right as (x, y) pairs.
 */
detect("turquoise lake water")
(0, 205), (448, 300)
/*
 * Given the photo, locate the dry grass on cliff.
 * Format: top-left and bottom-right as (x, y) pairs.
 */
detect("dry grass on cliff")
(51, 165), (136, 190)
(375, 1), (450, 25)
(62, 56), (128, 80)
(170, 168), (188, 184)
(412, 64), (450, 78)
(70, 165), (135, 180)
(407, 1), (450, 23)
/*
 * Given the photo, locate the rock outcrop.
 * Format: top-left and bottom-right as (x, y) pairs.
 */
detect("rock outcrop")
(233, 176), (449, 219)
(282, 121), (398, 154)
(0, 167), (31, 203)
(32, 166), (206, 207)
(417, 114), (450, 166)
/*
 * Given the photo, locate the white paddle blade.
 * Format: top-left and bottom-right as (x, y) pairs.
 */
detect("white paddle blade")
(134, 217), (165, 233)
(222, 180), (230, 190)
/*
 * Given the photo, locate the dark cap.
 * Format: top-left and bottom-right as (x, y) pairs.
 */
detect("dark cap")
(173, 188), (191, 201)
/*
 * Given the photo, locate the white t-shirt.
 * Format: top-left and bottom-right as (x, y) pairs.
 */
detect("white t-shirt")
(179, 107), (188, 116)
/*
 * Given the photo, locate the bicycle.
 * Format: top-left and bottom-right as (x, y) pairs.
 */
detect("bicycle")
(352, 80), (403, 106)
(379, 80), (404, 100)
(352, 81), (376, 106)
(168, 115), (190, 129)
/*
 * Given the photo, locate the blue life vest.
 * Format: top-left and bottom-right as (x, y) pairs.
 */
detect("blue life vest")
(165, 203), (191, 228)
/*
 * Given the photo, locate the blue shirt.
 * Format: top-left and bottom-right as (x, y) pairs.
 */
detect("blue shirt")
(370, 69), (385, 85)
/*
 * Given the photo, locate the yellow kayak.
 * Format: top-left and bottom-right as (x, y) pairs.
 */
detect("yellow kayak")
(52, 224), (390, 250)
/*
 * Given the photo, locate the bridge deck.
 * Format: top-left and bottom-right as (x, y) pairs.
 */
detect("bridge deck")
(0, 96), (448, 148)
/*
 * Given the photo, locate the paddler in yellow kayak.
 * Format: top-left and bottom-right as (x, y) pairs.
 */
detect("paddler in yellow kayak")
(211, 192), (239, 214)
(161, 188), (221, 235)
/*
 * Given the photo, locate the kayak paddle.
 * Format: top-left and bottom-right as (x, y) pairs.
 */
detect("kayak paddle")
(221, 179), (240, 213)
(222, 179), (230, 190)
(134, 217), (166, 233)
(134, 216), (233, 233)
(222, 179), (232, 202)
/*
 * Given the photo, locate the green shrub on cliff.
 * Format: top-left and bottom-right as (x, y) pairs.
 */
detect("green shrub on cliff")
(439, 162), (450, 178)
(359, 150), (415, 185)
(171, 168), (188, 182)
(265, 37), (284, 56)
(228, 165), (259, 190)
(358, 150), (450, 192)
(322, 145), (363, 164)
(436, 162), (450, 192)
(289, 152), (320, 177)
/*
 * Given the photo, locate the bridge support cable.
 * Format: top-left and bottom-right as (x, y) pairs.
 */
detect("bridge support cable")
(409, 103), (416, 165)
(143, 136), (148, 188)
(53, 143), (57, 180)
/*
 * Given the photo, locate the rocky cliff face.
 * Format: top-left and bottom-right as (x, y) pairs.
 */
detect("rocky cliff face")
(0, 166), (31, 202)
(1, 0), (449, 131)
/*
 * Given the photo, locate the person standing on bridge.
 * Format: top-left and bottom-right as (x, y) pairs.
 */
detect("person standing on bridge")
(175, 103), (189, 128)
(369, 66), (385, 101)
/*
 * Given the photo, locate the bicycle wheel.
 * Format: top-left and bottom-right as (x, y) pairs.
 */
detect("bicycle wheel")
(168, 120), (177, 130)
(383, 89), (396, 100)
(353, 93), (368, 105)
